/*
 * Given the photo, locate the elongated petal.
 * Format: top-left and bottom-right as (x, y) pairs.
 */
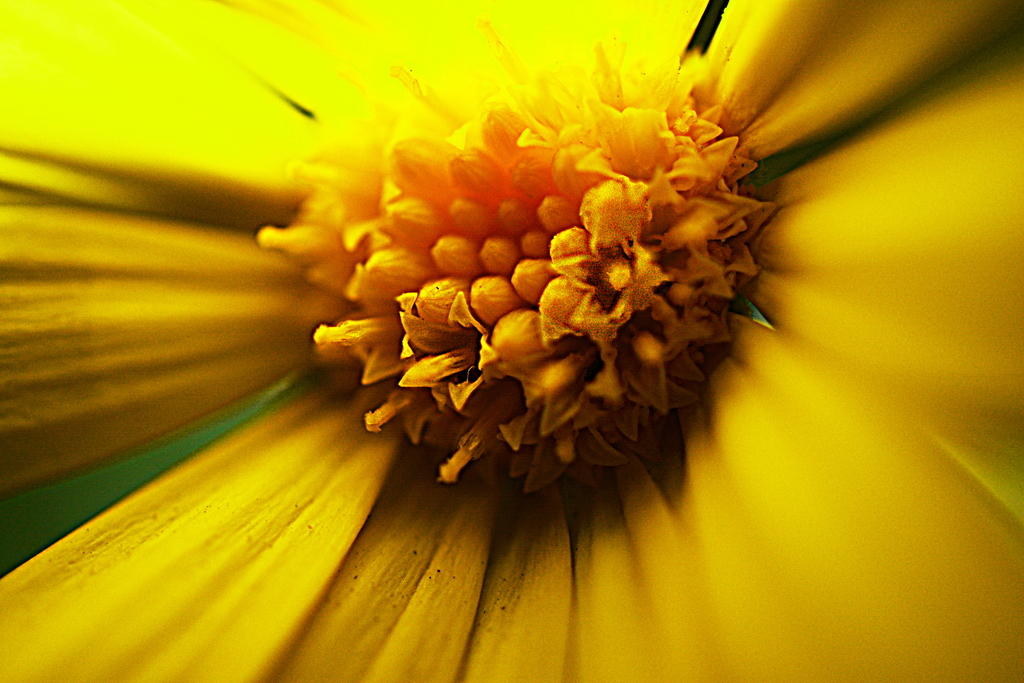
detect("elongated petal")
(747, 49), (1024, 512)
(221, 0), (707, 122)
(272, 458), (497, 683)
(0, 0), (323, 221)
(460, 485), (572, 683)
(571, 478), (683, 683)
(0, 206), (338, 496)
(674, 325), (1024, 681)
(614, 455), (726, 682)
(0, 390), (400, 683)
(704, 0), (1024, 157)
(124, 0), (371, 131)
(568, 451), (727, 683)
(229, 0), (706, 66)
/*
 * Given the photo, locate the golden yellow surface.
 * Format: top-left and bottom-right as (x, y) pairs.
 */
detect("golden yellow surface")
(0, 1), (1021, 681)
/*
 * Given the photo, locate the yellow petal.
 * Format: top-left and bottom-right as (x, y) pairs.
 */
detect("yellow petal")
(0, 390), (400, 683)
(675, 322), (1024, 681)
(273, 458), (497, 683)
(127, 0), (371, 130)
(0, 147), (301, 229)
(614, 455), (725, 681)
(705, 0), (1024, 157)
(571, 478), (672, 682)
(461, 485), (572, 683)
(0, 205), (338, 496)
(224, 0), (707, 121)
(747, 50), (1024, 505)
(0, 0), (322, 213)
(483, 0), (707, 71)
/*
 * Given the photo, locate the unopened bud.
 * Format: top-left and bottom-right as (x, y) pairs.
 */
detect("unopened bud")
(385, 197), (444, 246)
(480, 105), (528, 163)
(388, 137), (457, 203)
(449, 198), (495, 239)
(537, 195), (579, 234)
(498, 198), (536, 235)
(471, 275), (526, 325)
(479, 237), (520, 276)
(632, 331), (665, 365)
(520, 230), (550, 259)
(511, 259), (556, 305)
(431, 235), (483, 278)
(451, 149), (505, 196)
(361, 247), (436, 301)
(511, 149), (556, 199)
(417, 277), (471, 325)
(491, 308), (545, 359)
(667, 282), (691, 306)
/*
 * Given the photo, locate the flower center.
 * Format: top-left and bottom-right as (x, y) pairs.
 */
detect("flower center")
(259, 28), (774, 491)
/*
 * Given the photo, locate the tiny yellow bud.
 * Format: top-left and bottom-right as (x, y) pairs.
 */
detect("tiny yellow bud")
(491, 308), (545, 359)
(497, 198), (536, 235)
(632, 331), (665, 365)
(388, 138), (457, 203)
(451, 149), (505, 196)
(417, 277), (471, 325)
(479, 237), (520, 276)
(480, 105), (527, 163)
(537, 195), (579, 234)
(511, 149), (555, 199)
(667, 282), (691, 306)
(511, 259), (556, 305)
(520, 230), (550, 259)
(431, 235), (483, 277)
(471, 275), (526, 325)
(361, 247), (436, 300)
(385, 196), (444, 246)
(449, 198), (495, 239)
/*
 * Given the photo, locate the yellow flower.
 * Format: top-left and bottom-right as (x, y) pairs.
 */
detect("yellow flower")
(1, 1), (1023, 681)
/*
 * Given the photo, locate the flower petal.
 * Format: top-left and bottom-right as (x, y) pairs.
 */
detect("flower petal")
(127, 0), (372, 130)
(747, 48), (1024, 514)
(0, 390), (399, 682)
(571, 468), (723, 683)
(674, 323), (1024, 681)
(272, 457), (497, 683)
(571, 479), (658, 682)
(0, 205), (338, 497)
(704, 0), (1024, 157)
(460, 485), (572, 683)
(614, 455), (726, 681)
(0, 0), (323, 218)
(221, 0), (708, 122)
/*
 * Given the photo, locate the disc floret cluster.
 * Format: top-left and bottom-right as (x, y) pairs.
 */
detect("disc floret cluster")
(259, 34), (775, 491)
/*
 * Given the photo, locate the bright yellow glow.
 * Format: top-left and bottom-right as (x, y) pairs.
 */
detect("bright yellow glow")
(0, 0), (326, 201)
(0, 1), (1022, 682)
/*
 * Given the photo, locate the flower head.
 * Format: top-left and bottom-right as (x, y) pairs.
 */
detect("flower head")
(260, 25), (775, 489)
